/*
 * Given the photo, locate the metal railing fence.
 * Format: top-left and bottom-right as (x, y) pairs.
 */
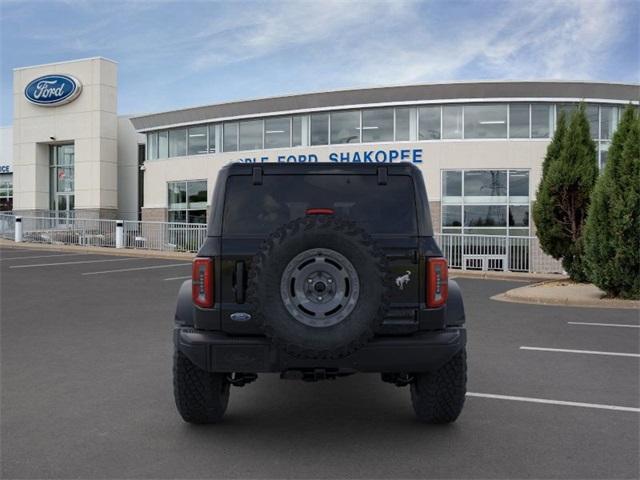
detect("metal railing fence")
(122, 220), (207, 252)
(20, 216), (118, 247)
(0, 213), (15, 240)
(434, 233), (564, 274)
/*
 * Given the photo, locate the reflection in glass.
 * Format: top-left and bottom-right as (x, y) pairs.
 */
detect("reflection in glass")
(509, 206), (529, 227)
(463, 170), (507, 199)
(443, 171), (462, 198)
(509, 170), (529, 198)
(464, 205), (507, 227)
(442, 106), (463, 139)
(292, 116), (303, 146)
(419, 106), (440, 140)
(188, 126), (207, 155)
(158, 131), (168, 159)
(147, 132), (158, 160)
(464, 104), (507, 139)
(310, 114), (329, 145)
(168, 181), (187, 209)
(208, 124), (216, 153)
(442, 205), (462, 227)
(600, 106), (619, 140)
(395, 108), (411, 141)
(531, 104), (552, 138)
(330, 111), (360, 144)
(509, 104), (529, 138)
(187, 180), (207, 209)
(265, 117), (291, 149)
(362, 108), (393, 142)
(223, 123), (238, 152)
(169, 129), (187, 157)
(239, 120), (263, 150)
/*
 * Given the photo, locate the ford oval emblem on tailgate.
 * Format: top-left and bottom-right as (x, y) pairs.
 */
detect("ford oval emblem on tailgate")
(230, 312), (252, 322)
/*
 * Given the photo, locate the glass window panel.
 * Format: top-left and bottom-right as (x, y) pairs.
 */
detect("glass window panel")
(464, 104), (507, 139)
(600, 106), (619, 140)
(147, 132), (158, 160)
(509, 104), (529, 138)
(208, 124), (216, 153)
(419, 106), (441, 140)
(56, 167), (74, 192)
(463, 170), (507, 200)
(599, 142), (610, 170)
(187, 210), (207, 224)
(187, 180), (207, 209)
(168, 181), (187, 209)
(509, 170), (529, 198)
(330, 110), (360, 144)
(158, 131), (168, 159)
(292, 116), (303, 146)
(223, 122), (238, 152)
(442, 205), (462, 227)
(464, 205), (507, 227)
(264, 117), (291, 149)
(310, 113), (328, 145)
(464, 227), (507, 236)
(442, 106), (463, 139)
(443, 171), (462, 198)
(168, 210), (186, 223)
(187, 126), (208, 155)
(586, 105), (599, 139)
(362, 108), (393, 142)
(395, 107), (411, 141)
(509, 206), (529, 227)
(531, 104), (552, 138)
(169, 128), (187, 157)
(239, 120), (263, 150)
(557, 103), (577, 120)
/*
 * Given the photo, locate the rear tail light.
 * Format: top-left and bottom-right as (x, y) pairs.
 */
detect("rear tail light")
(305, 208), (335, 215)
(426, 257), (448, 308)
(192, 257), (214, 308)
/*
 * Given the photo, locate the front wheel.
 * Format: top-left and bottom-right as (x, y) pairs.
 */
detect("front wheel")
(173, 350), (230, 424)
(410, 348), (467, 423)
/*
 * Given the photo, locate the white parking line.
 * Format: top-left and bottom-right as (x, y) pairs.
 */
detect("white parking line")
(1, 253), (87, 261)
(467, 392), (640, 413)
(164, 275), (191, 281)
(83, 263), (190, 275)
(568, 322), (640, 329)
(520, 346), (640, 358)
(10, 258), (135, 269)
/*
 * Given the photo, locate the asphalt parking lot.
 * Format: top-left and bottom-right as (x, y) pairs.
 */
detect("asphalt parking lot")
(1, 245), (638, 479)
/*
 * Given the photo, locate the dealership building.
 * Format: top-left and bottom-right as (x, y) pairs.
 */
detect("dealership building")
(4, 57), (638, 240)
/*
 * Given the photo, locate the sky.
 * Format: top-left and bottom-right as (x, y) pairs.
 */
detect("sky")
(0, 0), (638, 126)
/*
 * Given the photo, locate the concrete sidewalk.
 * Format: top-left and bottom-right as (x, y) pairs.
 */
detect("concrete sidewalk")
(0, 238), (195, 260)
(493, 279), (640, 309)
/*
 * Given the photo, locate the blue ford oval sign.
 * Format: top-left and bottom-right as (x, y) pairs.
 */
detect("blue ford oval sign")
(24, 74), (82, 106)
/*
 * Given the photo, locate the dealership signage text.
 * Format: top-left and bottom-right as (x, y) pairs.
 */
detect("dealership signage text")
(237, 148), (423, 164)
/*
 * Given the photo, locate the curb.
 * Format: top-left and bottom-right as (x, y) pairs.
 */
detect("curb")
(449, 270), (566, 282)
(492, 284), (640, 310)
(0, 238), (195, 260)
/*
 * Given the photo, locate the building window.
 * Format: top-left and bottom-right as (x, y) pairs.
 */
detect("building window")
(168, 180), (207, 223)
(265, 117), (291, 149)
(442, 105), (463, 139)
(147, 132), (158, 160)
(330, 110), (360, 144)
(600, 106), (619, 140)
(292, 116), (303, 147)
(187, 126), (208, 156)
(419, 106), (441, 140)
(208, 124), (217, 153)
(531, 104), (552, 138)
(585, 104), (599, 140)
(223, 122), (239, 152)
(169, 128), (187, 157)
(509, 104), (529, 139)
(158, 131), (168, 159)
(361, 108), (393, 143)
(0, 173), (12, 211)
(441, 169), (529, 236)
(50, 144), (75, 218)
(239, 120), (263, 150)
(310, 113), (329, 145)
(464, 104), (507, 139)
(395, 107), (411, 141)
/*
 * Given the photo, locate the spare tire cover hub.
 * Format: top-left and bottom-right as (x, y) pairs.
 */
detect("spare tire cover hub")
(280, 248), (360, 327)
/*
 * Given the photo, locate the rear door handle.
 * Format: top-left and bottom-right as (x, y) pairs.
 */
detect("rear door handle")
(234, 261), (246, 304)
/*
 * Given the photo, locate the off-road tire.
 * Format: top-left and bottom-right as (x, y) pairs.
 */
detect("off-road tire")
(248, 215), (389, 359)
(410, 348), (467, 423)
(173, 350), (230, 424)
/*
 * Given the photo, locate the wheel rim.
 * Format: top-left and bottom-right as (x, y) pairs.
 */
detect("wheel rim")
(280, 248), (360, 327)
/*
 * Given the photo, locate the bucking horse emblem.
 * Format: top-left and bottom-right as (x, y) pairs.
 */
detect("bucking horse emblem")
(395, 270), (411, 290)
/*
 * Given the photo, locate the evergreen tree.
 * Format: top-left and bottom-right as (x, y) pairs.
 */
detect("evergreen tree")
(533, 104), (598, 281)
(584, 106), (640, 298)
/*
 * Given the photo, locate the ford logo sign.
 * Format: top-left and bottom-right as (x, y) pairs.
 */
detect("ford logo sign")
(24, 74), (82, 106)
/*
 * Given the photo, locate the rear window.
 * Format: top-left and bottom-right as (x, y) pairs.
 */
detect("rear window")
(222, 174), (417, 235)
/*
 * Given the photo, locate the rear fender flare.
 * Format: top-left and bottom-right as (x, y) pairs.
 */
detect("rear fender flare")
(175, 280), (194, 327)
(446, 279), (465, 326)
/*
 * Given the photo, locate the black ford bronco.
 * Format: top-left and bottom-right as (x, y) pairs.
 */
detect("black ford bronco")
(173, 163), (467, 424)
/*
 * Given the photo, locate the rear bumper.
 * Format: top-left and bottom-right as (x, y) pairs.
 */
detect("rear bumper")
(175, 327), (466, 374)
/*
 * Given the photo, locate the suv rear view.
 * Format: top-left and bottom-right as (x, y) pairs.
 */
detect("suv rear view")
(173, 163), (467, 423)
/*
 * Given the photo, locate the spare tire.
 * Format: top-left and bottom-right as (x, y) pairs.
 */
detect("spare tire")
(247, 215), (389, 359)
